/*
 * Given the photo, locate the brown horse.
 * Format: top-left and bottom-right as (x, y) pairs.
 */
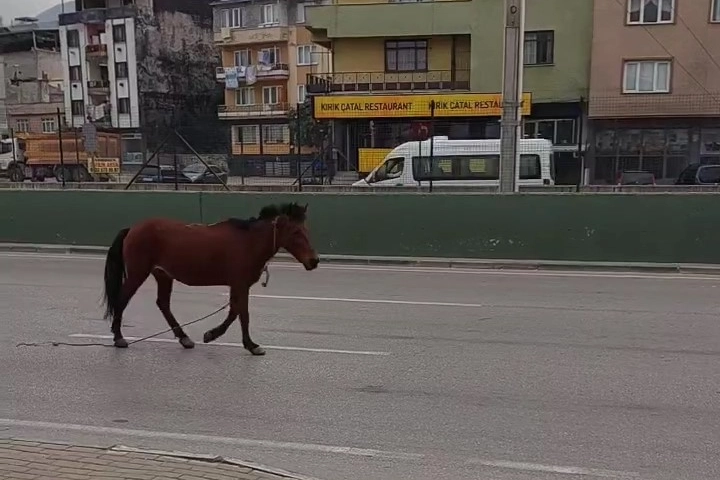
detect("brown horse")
(101, 202), (319, 355)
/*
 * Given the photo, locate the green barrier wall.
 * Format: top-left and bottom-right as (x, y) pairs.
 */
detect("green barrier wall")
(2, 190), (719, 263)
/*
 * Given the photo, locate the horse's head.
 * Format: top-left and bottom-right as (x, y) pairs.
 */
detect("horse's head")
(273, 203), (319, 271)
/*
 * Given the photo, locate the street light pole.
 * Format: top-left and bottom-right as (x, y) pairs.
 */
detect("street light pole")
(499, 0), (525, 193)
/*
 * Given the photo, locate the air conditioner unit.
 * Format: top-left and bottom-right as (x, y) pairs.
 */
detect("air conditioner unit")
(221, 27), (231, 39)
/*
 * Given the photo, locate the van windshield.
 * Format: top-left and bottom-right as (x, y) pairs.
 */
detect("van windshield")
(370, 157), (404, 183)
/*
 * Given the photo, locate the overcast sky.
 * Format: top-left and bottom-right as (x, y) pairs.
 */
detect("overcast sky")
(2, 0), (65, 24)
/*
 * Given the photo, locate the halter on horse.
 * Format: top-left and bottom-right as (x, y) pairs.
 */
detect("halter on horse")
(101, 202), (319, 355)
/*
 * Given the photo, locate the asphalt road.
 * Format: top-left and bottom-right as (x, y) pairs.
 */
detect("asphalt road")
(1, 252), (719, 480)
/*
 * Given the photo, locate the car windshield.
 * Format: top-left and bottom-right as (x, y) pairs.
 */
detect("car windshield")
(370, 157), (404, 183)
(698, 166), (720, 184)
(183, 164), (205, 174)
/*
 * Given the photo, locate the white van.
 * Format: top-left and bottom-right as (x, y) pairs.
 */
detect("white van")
(353, 137), (555, 187)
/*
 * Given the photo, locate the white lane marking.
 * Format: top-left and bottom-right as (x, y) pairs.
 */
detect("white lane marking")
(466, 459), (641, 478)
(0, 418), (644, 478)
(0, 418), (421, 460)
(251, 293), (486, 309)
(68, 334), (390, 356)
(1, 252), (718, 281)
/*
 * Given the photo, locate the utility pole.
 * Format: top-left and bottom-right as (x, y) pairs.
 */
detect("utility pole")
(499, 0), (525, 193)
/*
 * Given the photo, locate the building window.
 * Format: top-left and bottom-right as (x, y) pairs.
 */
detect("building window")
(263, 86), (281, 105)
(118, 98), (131, 114)
(115, 62), (129, 78)
(627, 0), (674, 24)
(69, 66), (82, 81)
(234, 49), (251, 67)
(259, 47), (280, 65)
(524, 119), (576, 145)
(297, 45), (316, 65)
(66, 29), (80, 48)
(235, 87), (255, 106)
(233, 125), (259, 144)
(263, 124), (289, 144)
(296, 3), (306, 23)
(112, 24), (126, 42)
(524, 31), (554, 65)
(15, 119), (29, 133)
(385, 40), (427, 72)
(713, 0), (720, 22)
(261, 4), (278, 25)
(71, 100), (85, 116)
(297, 84), (306, 104)
(231, 8), (245, 27)
(623, 60), (670, 93)
(41, 117), (57, 133)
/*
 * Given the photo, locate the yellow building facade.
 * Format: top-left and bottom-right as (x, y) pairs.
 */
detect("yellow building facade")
(213, 0), (330, 160)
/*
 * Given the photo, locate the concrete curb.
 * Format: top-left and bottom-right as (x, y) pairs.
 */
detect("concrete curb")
(3, 437), (320, 480)
(1, 242), (719, 275)
(111, 445), (324, 480)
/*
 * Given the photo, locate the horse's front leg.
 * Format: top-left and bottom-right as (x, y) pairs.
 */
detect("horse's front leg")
(236, 288), (265, 356)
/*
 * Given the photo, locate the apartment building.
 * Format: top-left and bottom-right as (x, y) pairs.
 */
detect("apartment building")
(213, 0), (330, 172)
(304, 0), (593, 184)
(59, 0), (220, 159)
(0, 23), (62, 136)
(588, 0), (720, 184)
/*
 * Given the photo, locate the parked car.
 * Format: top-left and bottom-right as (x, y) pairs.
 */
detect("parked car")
(136, 165), (191, 184)
(675, 164), (720, 185)
(617, 170), (655, 185)
(181, 163), (228, 184)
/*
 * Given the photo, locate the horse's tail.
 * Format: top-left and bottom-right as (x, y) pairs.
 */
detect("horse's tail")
(102, 227), (130, 320)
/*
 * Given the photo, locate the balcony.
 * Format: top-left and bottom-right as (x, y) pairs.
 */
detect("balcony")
(306, 70), (470, 94)
(216, 64), (290, 83)
(59, 5), (137, 26)
(87, 80), (110, 93)
(214, 26), (290, 46)
(306, 0), (472, 39)
(218, 103), (290, 119)
(85, 44), (108, 57)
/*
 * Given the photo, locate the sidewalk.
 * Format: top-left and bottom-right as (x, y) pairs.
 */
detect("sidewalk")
(2, 242), (720, 275)
(0, 438), (312, 480)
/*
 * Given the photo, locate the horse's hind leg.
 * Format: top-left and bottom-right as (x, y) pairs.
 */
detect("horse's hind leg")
(111, 271), (148, 348)
(152, 269), (194, 349)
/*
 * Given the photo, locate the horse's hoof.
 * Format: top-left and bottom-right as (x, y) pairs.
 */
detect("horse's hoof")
(179, 337), (195, 349)
(203, 331), (214, 343)
(113, 338), (129, 348)
(250, 346), (266, 356)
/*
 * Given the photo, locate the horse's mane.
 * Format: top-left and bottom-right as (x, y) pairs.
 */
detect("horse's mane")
(224, 202), (307, 230)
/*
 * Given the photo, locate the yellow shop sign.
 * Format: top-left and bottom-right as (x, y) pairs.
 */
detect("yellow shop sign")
(313, 93), (532, 119)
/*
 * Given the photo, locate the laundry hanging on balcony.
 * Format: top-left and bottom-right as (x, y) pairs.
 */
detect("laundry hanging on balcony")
(246, 65), (257, 85)
(225, 67), (239, 89)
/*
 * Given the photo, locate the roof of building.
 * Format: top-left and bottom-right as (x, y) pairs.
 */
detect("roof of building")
(0, 22), (60, 54)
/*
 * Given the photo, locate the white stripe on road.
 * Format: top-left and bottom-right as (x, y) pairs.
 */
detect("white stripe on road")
(466, 459), (641, 478)
(0, 418), (420, 460)
(0, 418), (643, 478)
(68, 334), (390, 356)
(251, 293), (487, 309)
(1, 252), (717, 281)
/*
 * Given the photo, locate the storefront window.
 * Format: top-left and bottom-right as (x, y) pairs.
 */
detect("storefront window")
(592, 127), (692, 184)
(594, 130), (617, 155)
(555, 120), (575, 145)
(700, 128), (720, 156)
(666, 129), (689, 154)
(523, 118), (576, 145)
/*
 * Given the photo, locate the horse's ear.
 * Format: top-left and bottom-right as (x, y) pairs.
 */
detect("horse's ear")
(303, 203), (308, 212)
